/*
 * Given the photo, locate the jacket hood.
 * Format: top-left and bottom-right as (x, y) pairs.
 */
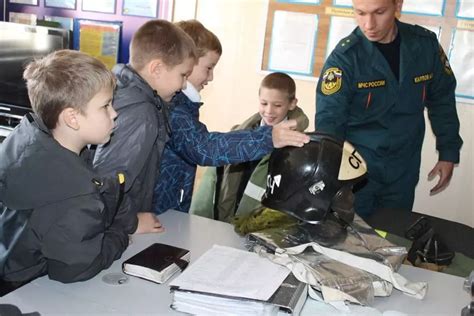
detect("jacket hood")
(112, 64), (166, 112)
(0, 114), (100, 210)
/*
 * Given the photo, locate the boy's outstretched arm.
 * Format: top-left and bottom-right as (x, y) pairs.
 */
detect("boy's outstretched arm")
(169, 110), (309, 167)
(271, 119), (310, 148)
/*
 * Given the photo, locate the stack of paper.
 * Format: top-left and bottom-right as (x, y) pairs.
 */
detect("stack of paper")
(169, 245), (307, 315)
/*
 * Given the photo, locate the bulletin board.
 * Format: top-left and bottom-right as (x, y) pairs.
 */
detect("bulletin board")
(262, 0), (474, 101)
(5, 0), (174, 63)
(74, 19), (121, 69)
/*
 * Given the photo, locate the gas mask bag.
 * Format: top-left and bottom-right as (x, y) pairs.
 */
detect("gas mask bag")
(262, 132), (367, 225)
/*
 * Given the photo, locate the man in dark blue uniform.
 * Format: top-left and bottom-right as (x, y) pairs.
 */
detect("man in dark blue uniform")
(315, 0), (463, 218)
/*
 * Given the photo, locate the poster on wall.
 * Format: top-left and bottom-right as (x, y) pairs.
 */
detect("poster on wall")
(449, 29), (474, 101)
(457, 0), (474, 19)
(75, 19), (121, 70)
(82, 0), (116, 14)
(268, 10), (318, 76)
(9, 0), (37, 5)
(122, 0), (158, 18)
(45, 0), (76, 9)
(326, 16), (357, 58)
(402, 0), (445, 16)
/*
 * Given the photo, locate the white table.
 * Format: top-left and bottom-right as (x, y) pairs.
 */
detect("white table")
(1, 210), (469, 315)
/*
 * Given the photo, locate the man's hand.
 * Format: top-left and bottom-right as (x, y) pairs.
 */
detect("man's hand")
(272, 120), (310, 148)
(428, 161), (454, 195)
(134, 212), (165, 234)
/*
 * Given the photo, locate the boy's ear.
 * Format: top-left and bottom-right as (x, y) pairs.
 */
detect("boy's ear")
(289, 97), (298, 111)
(148, 59), (166, 78)
(60, 107), (80, 130)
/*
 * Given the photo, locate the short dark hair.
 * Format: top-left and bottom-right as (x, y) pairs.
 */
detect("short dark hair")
(260, 72), (296, 100)
(130, 19), (197, 71)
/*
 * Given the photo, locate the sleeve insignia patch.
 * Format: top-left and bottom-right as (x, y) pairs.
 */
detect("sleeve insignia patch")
(321, 67), (343, 95)
(439, 45), (453, 76)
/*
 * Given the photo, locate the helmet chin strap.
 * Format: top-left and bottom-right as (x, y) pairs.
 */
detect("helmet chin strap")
(297, 215), (347, 247)
(329, 208), (352, 229)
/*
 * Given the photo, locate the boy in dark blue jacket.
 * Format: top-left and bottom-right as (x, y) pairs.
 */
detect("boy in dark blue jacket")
(153, 20), (309, 214)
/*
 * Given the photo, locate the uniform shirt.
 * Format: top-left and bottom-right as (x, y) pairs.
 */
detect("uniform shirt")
(315, 20), (462, 184)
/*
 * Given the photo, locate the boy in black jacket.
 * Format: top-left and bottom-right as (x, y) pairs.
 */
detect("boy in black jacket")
(0, 50), (131, 284)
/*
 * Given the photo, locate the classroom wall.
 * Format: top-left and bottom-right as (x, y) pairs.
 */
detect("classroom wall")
(194, 0), (474, 227)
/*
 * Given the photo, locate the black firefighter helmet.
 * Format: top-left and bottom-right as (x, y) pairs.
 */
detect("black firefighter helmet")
(262, 132), (367, 225)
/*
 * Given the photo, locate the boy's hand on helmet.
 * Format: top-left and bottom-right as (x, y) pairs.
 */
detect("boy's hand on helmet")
(272, 120), (310, 148)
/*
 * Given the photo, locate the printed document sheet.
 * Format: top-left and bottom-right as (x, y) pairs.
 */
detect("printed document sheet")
(170, 245), (290, 301)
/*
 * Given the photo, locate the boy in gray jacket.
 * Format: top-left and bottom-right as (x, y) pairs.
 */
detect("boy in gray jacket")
(0, 50), (130, 285)
(92, 20), (197, 233)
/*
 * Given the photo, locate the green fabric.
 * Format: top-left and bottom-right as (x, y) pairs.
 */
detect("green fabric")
(234, 155), (270, 217)
(190, 106), (309, 222)
(233, 207), (297, 236)
(189, 167), (216, 218)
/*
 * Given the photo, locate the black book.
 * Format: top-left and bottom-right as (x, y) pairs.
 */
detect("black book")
(122, 243), (190, 284)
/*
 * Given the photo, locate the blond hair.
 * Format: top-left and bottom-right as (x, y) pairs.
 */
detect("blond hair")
(23, 50), (115, 129)
(175, 19), (222, 58)
(130, 19), (197, 71)
(260, 72), (296, 100)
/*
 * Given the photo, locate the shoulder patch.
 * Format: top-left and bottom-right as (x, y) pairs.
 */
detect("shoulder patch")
(438, 44), (453, 76)
(334, 34), (358, 53)
(321, 67), (343, 95)
(413, 24), (437, 40)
